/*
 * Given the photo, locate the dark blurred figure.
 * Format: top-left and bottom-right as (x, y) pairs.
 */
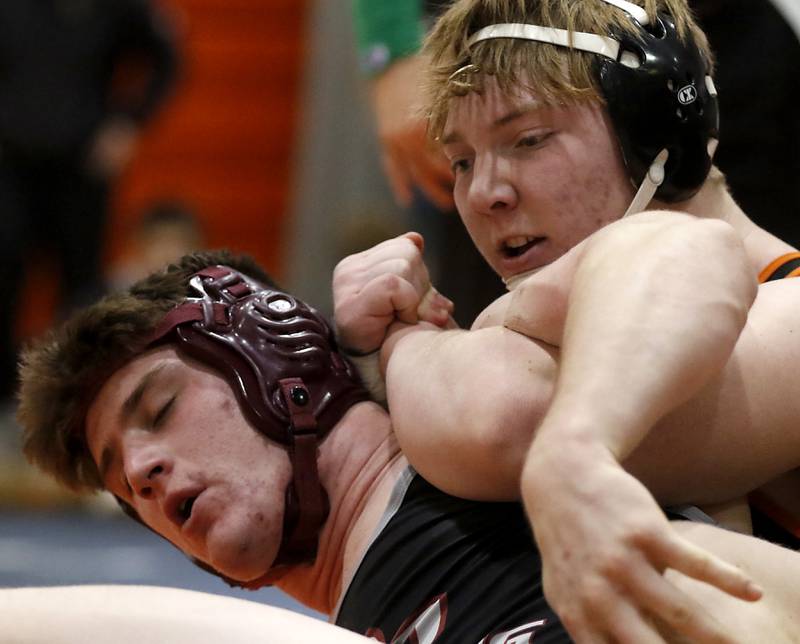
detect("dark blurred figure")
(693, 0), (800, 245)
(0, 0), (178, 403)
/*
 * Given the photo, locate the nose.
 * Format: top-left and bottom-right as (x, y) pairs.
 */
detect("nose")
(124, 443), (173, 501)
(466, 155), (517, 216)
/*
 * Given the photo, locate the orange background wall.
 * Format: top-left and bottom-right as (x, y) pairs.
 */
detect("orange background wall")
(19, 0), (307, 339)
(112, 0), (308, 276)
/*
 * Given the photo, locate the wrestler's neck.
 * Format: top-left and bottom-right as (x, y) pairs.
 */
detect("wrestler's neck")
(276, 401), (406, 614)
(651, 166), (797, 273)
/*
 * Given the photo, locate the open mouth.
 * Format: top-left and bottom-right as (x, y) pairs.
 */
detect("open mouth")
(178, 496), (197, 523)
(502, 236), (543, 258)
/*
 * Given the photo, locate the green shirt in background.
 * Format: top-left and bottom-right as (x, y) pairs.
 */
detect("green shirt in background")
(352, 0), (424, 76)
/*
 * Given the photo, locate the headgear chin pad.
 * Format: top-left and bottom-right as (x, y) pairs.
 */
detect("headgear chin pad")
(143, 265), (369, 587)
(597, 12), (719, 202)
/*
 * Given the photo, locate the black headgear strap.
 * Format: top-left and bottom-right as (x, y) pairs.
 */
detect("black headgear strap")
(126, 265), (369, 588)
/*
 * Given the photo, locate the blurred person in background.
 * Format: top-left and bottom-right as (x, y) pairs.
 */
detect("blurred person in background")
(0, 0), (178, 417)
(108, 199), (205, 291)
(351, 0), (505, 327)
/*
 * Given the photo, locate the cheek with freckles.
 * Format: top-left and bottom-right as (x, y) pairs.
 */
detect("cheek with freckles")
(551, 166), (629, 250)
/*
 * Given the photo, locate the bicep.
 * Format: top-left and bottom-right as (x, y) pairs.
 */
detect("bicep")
(386, 326), (558, 500)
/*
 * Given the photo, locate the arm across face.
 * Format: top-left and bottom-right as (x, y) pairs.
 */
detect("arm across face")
(345, 210), (800, 513)
(382, 211), (774, 502)
(521, 212), (757, 486)
(382, 211), (776, 641)
(498, 215), (800, 505)
(514, 213), (764, 640)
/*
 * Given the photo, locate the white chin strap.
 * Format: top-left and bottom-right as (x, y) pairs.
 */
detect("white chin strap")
(622, 148), (669, 218)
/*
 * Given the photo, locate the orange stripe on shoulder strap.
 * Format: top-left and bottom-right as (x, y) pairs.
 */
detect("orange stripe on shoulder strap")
(752, 253), (800, 545)
(750, 471), (800, 540)
(758, 252), (800, 283)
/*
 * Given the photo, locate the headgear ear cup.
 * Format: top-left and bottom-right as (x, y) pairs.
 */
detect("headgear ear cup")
(136, 265), (370, 587)
(598, 12), (719, 202)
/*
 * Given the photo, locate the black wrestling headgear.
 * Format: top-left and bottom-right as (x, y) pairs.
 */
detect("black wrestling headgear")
(142, 265), (369, 587)
(596, 11), (719, 202)
(467, 0), (719, 207)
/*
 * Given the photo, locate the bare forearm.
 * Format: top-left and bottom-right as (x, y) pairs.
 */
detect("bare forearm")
(384, 283), (799, 507)
(383, 322), (556, 499)
(530, 213), (756, 462)
(383, 214), (771, 504)
(515, 214), (764, 640)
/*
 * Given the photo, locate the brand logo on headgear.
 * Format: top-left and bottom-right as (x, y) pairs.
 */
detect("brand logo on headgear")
(677, 85), (698, 105)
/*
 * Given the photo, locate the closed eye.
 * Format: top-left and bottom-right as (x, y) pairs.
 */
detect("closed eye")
(152, 395), (176, 428)
(451, 157), (472, 174)
(516, 135), (541, 148)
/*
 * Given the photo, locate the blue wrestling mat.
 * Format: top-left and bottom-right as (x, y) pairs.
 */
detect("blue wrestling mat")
(0, 509), (323, 619)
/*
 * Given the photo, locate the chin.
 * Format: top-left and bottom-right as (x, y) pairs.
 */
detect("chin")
(210, 548), (274, 583)
(206, 523), (278, 582)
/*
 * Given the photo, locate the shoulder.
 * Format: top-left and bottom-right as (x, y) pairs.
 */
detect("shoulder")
(472, 292), (514, 330)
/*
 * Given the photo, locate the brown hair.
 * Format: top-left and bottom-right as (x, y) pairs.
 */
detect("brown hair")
(17, 250), (273, 492)
(422, 0), (713, 137)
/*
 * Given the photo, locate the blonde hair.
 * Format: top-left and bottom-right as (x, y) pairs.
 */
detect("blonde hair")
(422, 0), (713, 137)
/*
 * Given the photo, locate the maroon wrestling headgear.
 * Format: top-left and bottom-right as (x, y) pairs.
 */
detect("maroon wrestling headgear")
(144, 265), (369, 587)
